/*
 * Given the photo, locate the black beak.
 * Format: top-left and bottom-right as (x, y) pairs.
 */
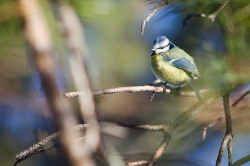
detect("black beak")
(151, 49), (156, 56)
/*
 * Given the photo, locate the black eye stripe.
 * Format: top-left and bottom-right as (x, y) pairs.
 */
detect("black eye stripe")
(159, 44), (169, 49)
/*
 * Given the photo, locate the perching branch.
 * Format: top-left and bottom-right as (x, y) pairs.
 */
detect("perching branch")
(15, 94), (218, 166)
(64, 85), (209, 100)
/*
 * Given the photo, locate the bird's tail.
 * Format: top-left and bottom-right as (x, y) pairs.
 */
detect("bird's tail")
(189, 78), (204, 102)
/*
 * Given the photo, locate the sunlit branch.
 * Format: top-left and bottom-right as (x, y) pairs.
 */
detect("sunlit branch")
(126, 160), (149, 166)
(64, 85), (209, 100)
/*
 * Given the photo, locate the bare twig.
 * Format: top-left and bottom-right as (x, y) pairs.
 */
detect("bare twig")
(202, 89), (250, 140)
(15, 124), (89, 165)
(216, 94), (233, 166)
(15, 93), (218, 165)
(14, 145), (57, 166)
(116, 94), (218, 165)
(141, 1), (167, 36)
(231, 89), (250, 108)
(216, 134), (233, 166)
(228, 139), (233, 165)
(64, 85), (208, 99)
(147, 133), (170, 166)
(149, 91), (156, 101)
(183, 0), (229, 26)
(126, 160), (149, 166)
(232, 154), (250, 166)
(108, 121), (165, 132)
(202, 0), (229, 22)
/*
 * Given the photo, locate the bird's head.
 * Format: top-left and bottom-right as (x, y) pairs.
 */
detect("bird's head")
(151, 36), (175, 56)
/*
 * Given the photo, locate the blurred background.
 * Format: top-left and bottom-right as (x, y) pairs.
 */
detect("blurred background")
(1, 0), (250, 165)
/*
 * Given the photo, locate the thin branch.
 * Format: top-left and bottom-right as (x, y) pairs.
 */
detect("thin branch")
(202, 89), (250, 140)
(15, 93), (218, 165)
(216, 94), (233, 166)
(141, 1), (167, 36)
(114, 94), (218, 165)
(106, 121), (165, 132)
(232, 154), (250, 166)
(149, 91), (156, 101)
(14, 145), (57, 166)
(183, 0), (229, 26)
(202, 0), (229, 22)
(64, 85), (208, 99)
(147, 133), (170, 166)
(231, 89), (250, 108)
(126, 160), (149, 166)
(216, 134), (233, 166)
(16, 132), (59, 160)
(15, 124), (89, 165)
(228, 139), (233, 166)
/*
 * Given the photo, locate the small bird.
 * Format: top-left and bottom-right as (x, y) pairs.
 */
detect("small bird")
(150, 36), (204, 101)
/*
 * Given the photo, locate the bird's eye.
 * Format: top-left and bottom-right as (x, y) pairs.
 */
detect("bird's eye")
(159, 46), (165, 49)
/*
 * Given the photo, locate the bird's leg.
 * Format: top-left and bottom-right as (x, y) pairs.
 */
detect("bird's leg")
(170, 86), (181, 97)
(160, 83), (168, 94)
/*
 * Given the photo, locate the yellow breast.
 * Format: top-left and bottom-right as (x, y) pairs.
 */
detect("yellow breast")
(151, 54), (189, 84)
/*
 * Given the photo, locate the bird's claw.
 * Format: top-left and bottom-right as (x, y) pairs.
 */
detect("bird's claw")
(160, 85), (167, 94)
(170, 89), (181, 97)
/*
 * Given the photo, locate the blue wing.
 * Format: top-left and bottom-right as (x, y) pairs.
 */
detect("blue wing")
(169, 58), (200, 77)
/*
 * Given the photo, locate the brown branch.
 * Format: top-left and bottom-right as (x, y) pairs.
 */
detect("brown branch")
(141, 1), (167, 36)
(14, 145), (57, 166)
(107, 121), (165, 132)
(15, 124), (89, 165)
(216, 134), (233, 166)
(202, 0), (229, 22)
(216, 94), (233, 166)
(147, 133), (170, 166)
(183, 0), (229, 26)
(113, 94), (218, 165)
(15, 93), (218, 165)
(18, 0), (87, 165)
(126, 160), (149, 166)
(58, 3), (101, 166)
(149, 91), (156, 101)
(202, 89), (250, 140)
(64, 85), (209, 99)
(228, 139), (233, 166)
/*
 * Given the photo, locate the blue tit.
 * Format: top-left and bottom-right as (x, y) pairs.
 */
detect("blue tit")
(150, 36), (204, 101)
